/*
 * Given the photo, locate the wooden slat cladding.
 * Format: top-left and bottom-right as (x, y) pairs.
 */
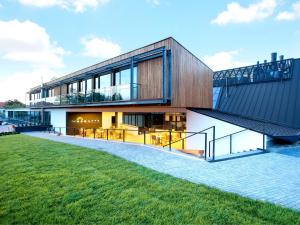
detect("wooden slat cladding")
(31, 37), (213, 109)
(170, 39), (213, 108)
(53, 86), (61, 96)
(138, 57), (163, 99)
(61, 84), (68, 95)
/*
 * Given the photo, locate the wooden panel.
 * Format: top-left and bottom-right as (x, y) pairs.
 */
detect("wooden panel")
(138, 57), (163, 99)
(61, 84), (68, 95)
(170, 39), (213, 108)
(53, 86), (60, 96)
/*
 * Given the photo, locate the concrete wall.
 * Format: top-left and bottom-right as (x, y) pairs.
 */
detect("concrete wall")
(186, 110), (264, 156)
(46, 109), (67, 134)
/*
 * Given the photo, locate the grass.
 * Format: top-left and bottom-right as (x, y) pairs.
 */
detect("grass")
(0, 134), (299, 225)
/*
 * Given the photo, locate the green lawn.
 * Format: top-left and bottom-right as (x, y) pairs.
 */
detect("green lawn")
(0, 135), (299, 225)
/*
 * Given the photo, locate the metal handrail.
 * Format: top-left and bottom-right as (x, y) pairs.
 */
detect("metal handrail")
(207, 126), (267, 159)
(208, 128), (247, 144)
(162, 126), (215, 148)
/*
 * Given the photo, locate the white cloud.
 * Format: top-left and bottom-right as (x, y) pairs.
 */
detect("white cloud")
(0, 19), (66, 69)
(276, 1), (300, 21)
(19, 0), (110, 12)
(212, 0), (277, 25)
(203, 50), (249, 71)
(0, 19), (67, 102)
(147, 0), (160, 6)
(0, 69), (58, 102)
(81, 37), (122, 59)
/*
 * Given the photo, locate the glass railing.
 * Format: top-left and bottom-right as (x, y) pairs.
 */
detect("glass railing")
(29, 83), (140, 107)
(48, 126), (204, 158)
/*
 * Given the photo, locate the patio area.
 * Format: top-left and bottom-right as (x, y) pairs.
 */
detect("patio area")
(25, 132), (300, 211)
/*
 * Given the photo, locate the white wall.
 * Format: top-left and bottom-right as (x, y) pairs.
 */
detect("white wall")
(46, 109), (67, 134)
(117, 112), (123, 127)
(102, 112), (115, 129)
(186, 110), (264, 157)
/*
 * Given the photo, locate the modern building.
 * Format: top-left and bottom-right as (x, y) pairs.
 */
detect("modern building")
(6, 38), (300, 160)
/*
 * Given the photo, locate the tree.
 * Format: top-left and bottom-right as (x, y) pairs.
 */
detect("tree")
(3, 100), (26, 109)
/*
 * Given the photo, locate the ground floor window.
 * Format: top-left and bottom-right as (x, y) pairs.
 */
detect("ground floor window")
(123, 112), (186, 131)
(7, 111), (51, 125)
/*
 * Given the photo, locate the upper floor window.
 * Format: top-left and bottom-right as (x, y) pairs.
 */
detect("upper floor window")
(86, 79), (93, 92)
(68, 82), (78, 94)
(120, 68), (131, 85)
(100, 74), (111, 89)
(72, 82), (78, 93)
(79, 81), (84, 93)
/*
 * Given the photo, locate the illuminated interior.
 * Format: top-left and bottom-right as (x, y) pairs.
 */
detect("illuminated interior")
(66, 112), (187, 150)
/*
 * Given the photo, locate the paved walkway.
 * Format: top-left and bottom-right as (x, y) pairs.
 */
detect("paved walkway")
(25, 132), (300, 211)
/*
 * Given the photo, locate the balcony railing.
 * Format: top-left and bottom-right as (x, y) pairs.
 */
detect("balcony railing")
(28, 83), (140, 107)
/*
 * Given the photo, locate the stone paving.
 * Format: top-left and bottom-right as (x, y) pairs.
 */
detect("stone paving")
(25, 132), (300, 211)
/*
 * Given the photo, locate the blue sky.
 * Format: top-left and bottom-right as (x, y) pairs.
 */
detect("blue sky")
(0, 0), (300, 102)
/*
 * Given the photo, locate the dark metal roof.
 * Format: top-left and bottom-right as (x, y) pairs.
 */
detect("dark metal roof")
(214, 58), (300, 130)
(189, 108), (300, 142)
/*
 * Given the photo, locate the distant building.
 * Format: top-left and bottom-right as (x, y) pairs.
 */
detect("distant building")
(0, 102), (5, 116)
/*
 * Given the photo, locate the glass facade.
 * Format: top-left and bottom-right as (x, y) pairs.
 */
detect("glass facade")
(123, 113), (186, 131)
(100, 74), (111, 88)
(86, 79), (93, 91)
(62, 112), (188, 152)
(7, 111), (51, 125)
(29, 65), (139, 106)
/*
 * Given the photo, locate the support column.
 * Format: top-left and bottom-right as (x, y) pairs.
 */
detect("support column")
(168, 49), (172, 102)
(130, 57), (134, 100)
(162, 48), (167, 102)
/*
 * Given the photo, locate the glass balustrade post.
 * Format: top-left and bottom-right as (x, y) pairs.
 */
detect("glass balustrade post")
(213, 126), (216, 161)
(169, 130), (172, 151)
(204, 133), (207, 159)
(230, 134), (232, 154)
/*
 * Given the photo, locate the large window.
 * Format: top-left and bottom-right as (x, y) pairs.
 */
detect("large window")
(68, 84), (73, 94)
(86, 79), (93, 92)
(7, 111), (51, 125)
(79, 81), (84, 93)
(123, 113), (186, 130)
(68, 82), (78, 94)
(120, 68), (131, 85)
(100, 74), (111, 88)
(72, 82), (78, 93)
(95, 77), (100, 89)
(31, 92), (40, 100)
(123, 113), (145, 127)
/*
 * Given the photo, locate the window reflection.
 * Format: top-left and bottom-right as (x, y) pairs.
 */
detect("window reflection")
(100, 74), (111, 88)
